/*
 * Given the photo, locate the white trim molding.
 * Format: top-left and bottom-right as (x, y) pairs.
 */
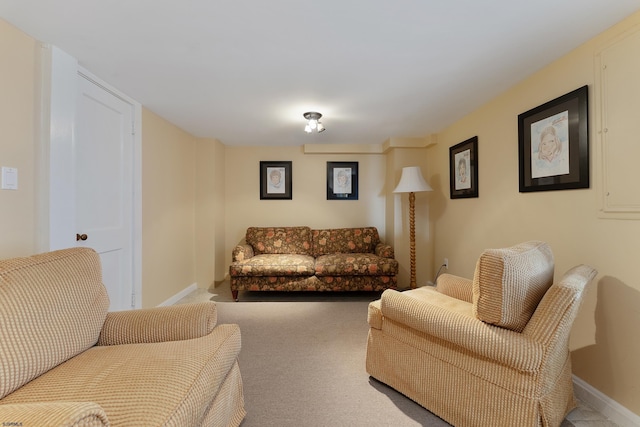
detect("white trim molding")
(573, 375), (640, 427)
(157, 283), (198, 307)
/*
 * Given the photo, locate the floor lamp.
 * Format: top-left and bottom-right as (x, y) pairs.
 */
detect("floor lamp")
(394, 166), (433, 289)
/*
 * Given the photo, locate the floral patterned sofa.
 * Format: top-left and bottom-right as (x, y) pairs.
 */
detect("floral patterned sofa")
(229, 226), (398, 301)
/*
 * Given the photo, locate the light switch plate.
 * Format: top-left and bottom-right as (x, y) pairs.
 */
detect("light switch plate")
(1, 167), (18, 190)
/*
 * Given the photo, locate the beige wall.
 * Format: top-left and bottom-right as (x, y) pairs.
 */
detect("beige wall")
(141, 109), (199, 307)
(426, 11), (640, 414)
(195, 137), (226, 285)
(0, 20), (36, 259)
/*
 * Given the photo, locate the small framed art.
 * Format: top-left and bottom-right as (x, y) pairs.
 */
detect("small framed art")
(449, 136), (478, 199)
(327, 161), (358, 200)
(260, 161), (292, 200)
(518, 85), (589, 192)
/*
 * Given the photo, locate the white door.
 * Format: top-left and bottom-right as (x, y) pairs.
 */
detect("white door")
(74, 74), (135, 311)
(40, 47), (141, 311)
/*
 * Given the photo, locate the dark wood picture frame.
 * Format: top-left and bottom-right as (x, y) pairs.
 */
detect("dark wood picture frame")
(449, 136), (479, 199)
(518, 85), (589, 192)
(260, 161), (292, 200)
(327, 161), (358, 200)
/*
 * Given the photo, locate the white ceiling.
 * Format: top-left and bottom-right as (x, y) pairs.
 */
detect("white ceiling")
(2, 1), (639, 147)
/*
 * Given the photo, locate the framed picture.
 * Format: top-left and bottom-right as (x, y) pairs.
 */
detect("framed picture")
(518, 85), (589, 192)
(260, 161), (292, 200)
(449, 136), (479, 199)
(327, 161), (358, 200)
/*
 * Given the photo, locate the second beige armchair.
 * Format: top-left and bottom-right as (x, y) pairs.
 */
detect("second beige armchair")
(365, 241), (597, 427)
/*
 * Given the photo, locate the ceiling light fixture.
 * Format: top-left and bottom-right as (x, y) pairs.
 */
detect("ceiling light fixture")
(303, 111), (325, 133)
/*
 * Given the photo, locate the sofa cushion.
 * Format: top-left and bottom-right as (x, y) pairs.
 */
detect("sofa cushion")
(315, 275), (396, 291)
(312, 227), (381, 256)
(1, 324), (242, 426)
(245, 226), (312, 255)
(230, 254), (316, 277)
(315, 253), (398, 276)
(0, 248), (109, 400)
(472, 241), (554, 332)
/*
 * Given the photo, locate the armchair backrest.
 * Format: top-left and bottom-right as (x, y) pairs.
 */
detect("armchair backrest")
(0, 248), (109, 399)
(472, 241), (554, 332)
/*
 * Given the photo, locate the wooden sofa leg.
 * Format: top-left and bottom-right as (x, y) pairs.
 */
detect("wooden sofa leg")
(232, 290), (239, 302)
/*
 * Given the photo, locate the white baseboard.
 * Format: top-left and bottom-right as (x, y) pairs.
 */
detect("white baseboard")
(573, 375), (640, 427)
(157, 283), (198, 307)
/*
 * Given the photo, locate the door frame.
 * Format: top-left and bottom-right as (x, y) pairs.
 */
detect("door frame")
(36, 44), (142, 308)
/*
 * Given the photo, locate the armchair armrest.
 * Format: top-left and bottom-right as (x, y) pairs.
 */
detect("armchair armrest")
(0, 402), (108, 426)
(380, 289), (544, 371)
(97, 302), (217, 346)
(375, 243), (395, 258)
(436, 273), (473, 303)
(523, 265), (597, 346)
(232, 240), (254, 262)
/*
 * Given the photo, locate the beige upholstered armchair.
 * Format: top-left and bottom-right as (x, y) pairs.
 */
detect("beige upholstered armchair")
(366, 241), (597, 427)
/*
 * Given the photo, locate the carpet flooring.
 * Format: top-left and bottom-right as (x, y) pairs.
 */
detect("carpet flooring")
(216, 299), (450, 427)
(176, 283), (617, 426)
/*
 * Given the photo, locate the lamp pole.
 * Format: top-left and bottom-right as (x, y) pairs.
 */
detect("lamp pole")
(393, 166), (432, 290)
(408, 191), (417, 289)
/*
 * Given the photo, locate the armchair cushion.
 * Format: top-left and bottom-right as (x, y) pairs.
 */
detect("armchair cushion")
(473, 240), (554, 332)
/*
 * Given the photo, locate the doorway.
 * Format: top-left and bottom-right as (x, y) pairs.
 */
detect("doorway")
(38, 45), (142, 310)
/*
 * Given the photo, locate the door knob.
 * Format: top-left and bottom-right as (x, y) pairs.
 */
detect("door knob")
(76, 233), (88, 241)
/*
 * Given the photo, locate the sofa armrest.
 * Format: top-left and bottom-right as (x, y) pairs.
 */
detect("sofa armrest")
(0, 402), (108, 426)
(435, 273), (473, 303)
(380, 289), (544, 371)
(375, 243), (395, 258)
(97, 302), (218, 346)
(232, 240), (254, 262)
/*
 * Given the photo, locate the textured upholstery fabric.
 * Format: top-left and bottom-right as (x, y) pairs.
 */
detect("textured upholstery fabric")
(435, 273), (473, 302)
(312, 227), (381, 256)
(97, 301), (219, 346)
(0, 248), (246, 427)
(366, 242), (597, 427)
(0, 402), (109, 426)
(3, 325), (243, 426)
(473, 240), (554, 332)
(245, 226), (312, 255)
(314, 253), (398, 276)
(229, 254), (316, 277)
(0, 248), (109, 400)
(229, 226), (398, 299)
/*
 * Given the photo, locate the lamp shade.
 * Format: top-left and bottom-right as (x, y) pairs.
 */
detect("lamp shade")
(393, 166), (433, 193)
